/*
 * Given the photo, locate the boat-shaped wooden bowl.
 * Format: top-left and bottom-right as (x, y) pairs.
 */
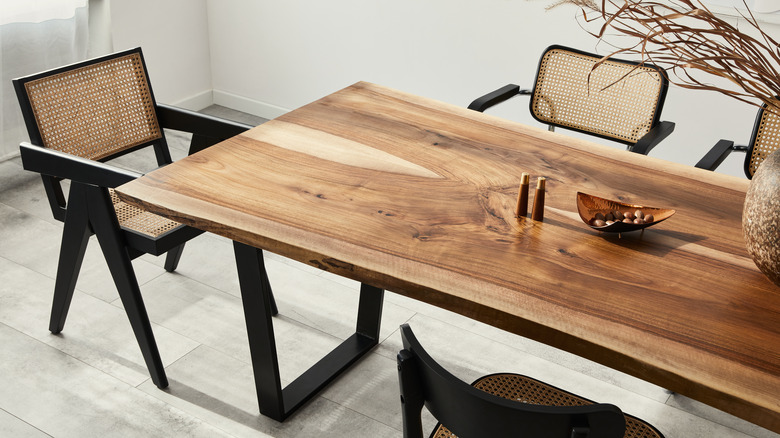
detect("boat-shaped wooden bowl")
(576, 192), (675, 233)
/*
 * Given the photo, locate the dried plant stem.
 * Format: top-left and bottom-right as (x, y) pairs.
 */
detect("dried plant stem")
(550, 0), (780, 112)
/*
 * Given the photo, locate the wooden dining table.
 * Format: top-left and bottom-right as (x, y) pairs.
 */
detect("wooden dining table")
(116, 81), (780, 432)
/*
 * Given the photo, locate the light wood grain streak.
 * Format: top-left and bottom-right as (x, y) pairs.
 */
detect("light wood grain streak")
(548, 207), (759, 271)
(243, 120), (442, 179)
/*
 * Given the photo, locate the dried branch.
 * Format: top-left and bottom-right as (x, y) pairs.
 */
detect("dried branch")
(548, 0), (780, 113)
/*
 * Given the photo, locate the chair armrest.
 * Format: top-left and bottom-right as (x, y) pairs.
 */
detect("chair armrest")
(156, 104), (253, 138)
(694, 139), (747, 171)
(157, 104), (255, 155)
(630, 121), (675, 155)
(468, 84), (529, 112)
(20, 143), (141, 188)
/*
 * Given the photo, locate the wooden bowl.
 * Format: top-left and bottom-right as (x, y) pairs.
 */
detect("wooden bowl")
(576, 192), (675, 233)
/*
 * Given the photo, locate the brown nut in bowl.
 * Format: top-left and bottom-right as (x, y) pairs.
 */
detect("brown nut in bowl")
(576, 192), (675, 233)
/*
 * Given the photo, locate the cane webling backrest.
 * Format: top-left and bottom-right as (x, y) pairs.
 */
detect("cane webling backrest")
(468, 45), (674, 155)
(20, 51), (162, 160)
(531, 46), (667, 145)
(746, 105), (780, 177)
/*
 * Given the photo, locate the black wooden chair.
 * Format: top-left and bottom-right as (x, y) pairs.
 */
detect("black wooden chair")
(397, 324), (665, 438)
(14, 47), (276, 389)
(469, 45), (675, 155)
(695, 102), (780, 178)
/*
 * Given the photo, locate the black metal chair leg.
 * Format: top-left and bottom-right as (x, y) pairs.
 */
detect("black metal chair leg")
(84, 183), (169, 389)
(163, 243), (185, 272)
(188, 133), (219, 155)
(49, 185), (92, 334)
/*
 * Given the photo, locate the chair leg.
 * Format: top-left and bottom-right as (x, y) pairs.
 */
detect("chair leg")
(83, 184), (169, 389)
(397, 349), (425, 438)
(163, 242), (276, 313)
(188, 134), (218, 155)
(163, 243), (185, 272)
(49, 185), (92, 334)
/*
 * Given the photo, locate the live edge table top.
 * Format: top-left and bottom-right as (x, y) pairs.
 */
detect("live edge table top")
(117, 82), (780, 432)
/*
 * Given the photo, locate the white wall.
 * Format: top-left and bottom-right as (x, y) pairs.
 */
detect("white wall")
(203, 0), (780, 178)
(110, 0), (212, 109)
(111, 0), (779, 178)
(204, 0), (592, 118)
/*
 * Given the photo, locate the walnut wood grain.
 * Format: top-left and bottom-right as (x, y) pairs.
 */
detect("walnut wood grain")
(117, 82), (780, 432)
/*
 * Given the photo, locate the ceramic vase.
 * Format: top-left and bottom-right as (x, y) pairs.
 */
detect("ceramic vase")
(743, 149), (780, 288)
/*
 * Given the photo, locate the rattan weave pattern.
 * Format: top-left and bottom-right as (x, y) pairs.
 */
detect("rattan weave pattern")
(430, 373), (663, 438)
(749, 108), (780, 177)
(109, 189), (180, 238)
(24, 53), (162, 161)
(532, 48), (663, 144)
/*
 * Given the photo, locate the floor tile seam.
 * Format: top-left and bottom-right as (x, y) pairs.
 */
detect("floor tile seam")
(0, 252), (58, 293)
(130, 354), (275, 438)
(104, 294), (351, 370)
(0, 320), (151, 394)
(144, 342), (204, 388)
(269, 312), (346, 347)
(406, 311), (677, 403)
(270, 292), (421, 347)
(0, 254), (17, 267)
(148, 269), (240, 300)
(0, 152), (21, 164)
(317, 389), (403, 434)
(100, 270), (342, 368)
(380, 291), (434, 316)
(330, 322), (757, 438)
(279, 272), (423, 342)
(0, 404), (53, 437)
(414, 309), (666, 391)
(264, 276), (389, 341)
(128, 377), (245, 438)
(652, 397), (768, 438)
(136, 264), (171, 288)
(379, 312), (417, 348)
(112, 266), (244, 312)
(0, 195), (59, 225)
(662, 392), (777, 438)
(101, 293), (215, 360)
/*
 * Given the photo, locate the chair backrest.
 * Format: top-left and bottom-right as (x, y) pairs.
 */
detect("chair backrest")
(13, 47), (163, 161)
(397, 324), (626, 438)
(745, 103), (780, 178)
(13, 48), (168, 221)
(530, 45), (669, 146)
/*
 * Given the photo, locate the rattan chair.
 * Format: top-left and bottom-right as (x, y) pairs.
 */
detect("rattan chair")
(469, 45), (675, 155)
(695, 102), (780, 178)
(397, 324), (665, 438)
(14, 47), (276, 389)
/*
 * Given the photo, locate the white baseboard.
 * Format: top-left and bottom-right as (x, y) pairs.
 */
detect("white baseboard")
(171, 90), (214, 111)
(213, 90), (290, 120)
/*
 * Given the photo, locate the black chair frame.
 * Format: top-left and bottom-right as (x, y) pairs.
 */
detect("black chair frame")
(695, 102), (772, 178)
(397, 323), (628, 438)
(14, 48), (277, 389)
(468, 45), (675, 155)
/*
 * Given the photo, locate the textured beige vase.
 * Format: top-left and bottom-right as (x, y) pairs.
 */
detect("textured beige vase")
(743, 150), (780, 288)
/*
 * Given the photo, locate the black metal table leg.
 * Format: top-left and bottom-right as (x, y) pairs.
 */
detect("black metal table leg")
(233, 241), (384, 421)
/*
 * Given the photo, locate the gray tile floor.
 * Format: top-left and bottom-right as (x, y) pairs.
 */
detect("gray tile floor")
(0, 106), (777, 437)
